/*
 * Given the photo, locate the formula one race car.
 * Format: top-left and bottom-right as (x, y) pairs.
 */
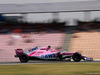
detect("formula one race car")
(15, 46), (93, 62)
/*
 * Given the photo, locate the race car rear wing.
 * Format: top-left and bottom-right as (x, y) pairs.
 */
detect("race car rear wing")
(15, 49), (23, 56)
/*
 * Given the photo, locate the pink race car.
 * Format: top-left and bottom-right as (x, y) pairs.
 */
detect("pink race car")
(15, 46), (93, 62)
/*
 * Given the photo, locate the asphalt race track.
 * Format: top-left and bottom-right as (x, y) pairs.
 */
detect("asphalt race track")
(0, 60), (100, 65)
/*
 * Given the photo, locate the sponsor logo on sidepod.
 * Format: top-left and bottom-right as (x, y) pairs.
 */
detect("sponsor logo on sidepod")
(41, 53), (55, 58)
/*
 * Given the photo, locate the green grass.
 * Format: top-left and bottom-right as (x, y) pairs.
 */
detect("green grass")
(0, 63), (100, 75)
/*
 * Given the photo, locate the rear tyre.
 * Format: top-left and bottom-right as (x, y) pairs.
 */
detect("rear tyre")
(19, 54), (29, 63)
(72, 52), (82, 62)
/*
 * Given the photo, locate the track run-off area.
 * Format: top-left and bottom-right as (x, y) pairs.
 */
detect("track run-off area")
(0, 60), (100, 75)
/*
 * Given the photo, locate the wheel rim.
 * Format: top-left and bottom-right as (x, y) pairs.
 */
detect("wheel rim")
(22, 56), (27, 60)
(74, 55), (80, 60)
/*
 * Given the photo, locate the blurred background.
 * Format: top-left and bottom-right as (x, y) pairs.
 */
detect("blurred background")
(0, 0), (100, 62)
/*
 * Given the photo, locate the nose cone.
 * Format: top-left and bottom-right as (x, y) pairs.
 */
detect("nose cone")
(84, 57), (93, 61)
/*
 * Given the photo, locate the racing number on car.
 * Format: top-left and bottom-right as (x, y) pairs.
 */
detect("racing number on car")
(41, 53), (55, 58)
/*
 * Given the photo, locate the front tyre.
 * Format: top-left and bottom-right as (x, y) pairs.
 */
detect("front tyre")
(72, 52), (82, 62)
(19, 54), (29, 63)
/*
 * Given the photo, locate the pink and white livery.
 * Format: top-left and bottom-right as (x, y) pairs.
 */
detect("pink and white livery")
(15, 46), (93, 62)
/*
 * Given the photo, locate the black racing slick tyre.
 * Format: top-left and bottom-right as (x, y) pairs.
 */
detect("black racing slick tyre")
(72, 52), (82, 62)
(19, 55), (29, 63)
